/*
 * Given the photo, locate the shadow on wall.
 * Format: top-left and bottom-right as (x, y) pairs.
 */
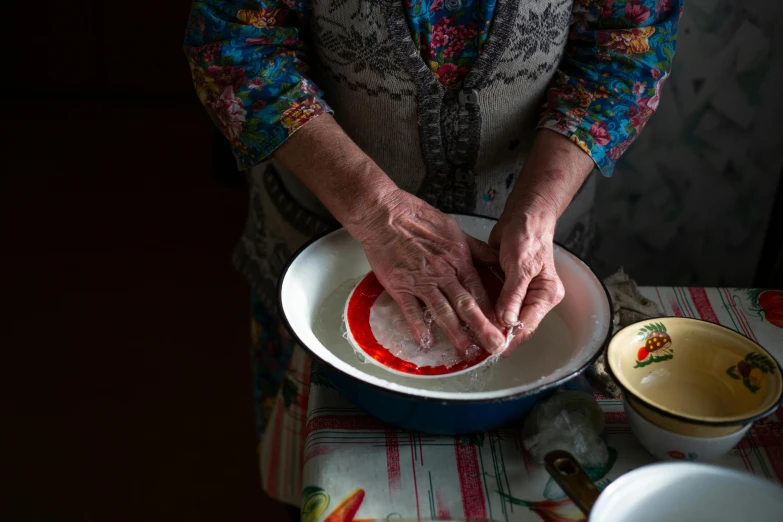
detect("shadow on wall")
(592, 0), (783, 287)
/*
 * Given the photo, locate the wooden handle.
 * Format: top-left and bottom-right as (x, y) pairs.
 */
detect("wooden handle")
(544, 450), (601, 516)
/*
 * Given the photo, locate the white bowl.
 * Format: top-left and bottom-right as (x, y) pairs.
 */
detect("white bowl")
(278, 214), (613, 433)
(624, 398), (751, 462)
(591, 462), (783, 522)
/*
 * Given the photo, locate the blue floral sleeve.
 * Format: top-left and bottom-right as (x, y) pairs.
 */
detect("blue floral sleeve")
(538, 0), (682, 176)
(183, 0), (332, 169)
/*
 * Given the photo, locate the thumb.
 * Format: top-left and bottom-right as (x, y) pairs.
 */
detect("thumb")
(488, 224), (502, 251)
(495, 265), (533, 327)
(464, 234), (498, 266)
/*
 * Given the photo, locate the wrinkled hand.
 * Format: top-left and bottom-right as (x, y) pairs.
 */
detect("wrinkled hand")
(488, 211), (564, 352)
(354, 190), (506, 355)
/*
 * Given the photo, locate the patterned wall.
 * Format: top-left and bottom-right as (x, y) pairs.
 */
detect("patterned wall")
(592, 0), (783, 286)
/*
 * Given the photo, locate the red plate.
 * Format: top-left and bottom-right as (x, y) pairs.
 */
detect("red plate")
(344, 265), (505, 377)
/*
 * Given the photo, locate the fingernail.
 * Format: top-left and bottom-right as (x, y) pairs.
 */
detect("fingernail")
(490, 334), (505, 353)
(502, 311), (519, 326)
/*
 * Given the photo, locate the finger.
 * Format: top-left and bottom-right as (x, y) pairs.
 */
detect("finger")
(495, 263), (536, 327)
(455, 263), (495, 318)
(390, 291), (432, 349)
(421, 289), (474, 356)
(464, 234), (499, 266)
(441, 277), (505, 354)
(518, 273), (565, 334)
(504, 273), (565, 352)
(461, 237), (503, 322)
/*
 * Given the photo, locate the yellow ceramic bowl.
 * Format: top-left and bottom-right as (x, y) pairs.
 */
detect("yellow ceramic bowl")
(607, 317), (783, 438)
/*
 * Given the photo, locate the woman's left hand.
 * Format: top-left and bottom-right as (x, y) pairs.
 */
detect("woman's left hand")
(488, 129), (597, 352)
(488, 209), (563, 351)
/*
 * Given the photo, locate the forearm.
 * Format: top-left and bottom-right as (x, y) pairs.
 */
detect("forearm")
(272, 114), (400, 234)
(505, 129), (594, 222)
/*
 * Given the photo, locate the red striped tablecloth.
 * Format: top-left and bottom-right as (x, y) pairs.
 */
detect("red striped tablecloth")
(260, 288), (783, 521)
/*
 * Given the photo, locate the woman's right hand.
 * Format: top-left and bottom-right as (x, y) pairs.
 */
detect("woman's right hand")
(351, 189), (506, 356)
(272, 116), (504, 355)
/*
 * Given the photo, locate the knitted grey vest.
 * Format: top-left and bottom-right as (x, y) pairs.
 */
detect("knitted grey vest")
(236, 0), (596, 306)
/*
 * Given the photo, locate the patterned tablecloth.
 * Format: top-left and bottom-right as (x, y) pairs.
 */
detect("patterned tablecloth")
(260, 288), (783, 521)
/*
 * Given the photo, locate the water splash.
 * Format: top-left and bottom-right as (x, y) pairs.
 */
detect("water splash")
(499, 322), (526, 352)
(467, 353), (501, 391)
(341, 314), (369, 364)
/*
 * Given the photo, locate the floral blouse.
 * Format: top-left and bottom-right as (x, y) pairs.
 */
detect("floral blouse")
(184, 0), (681, 176)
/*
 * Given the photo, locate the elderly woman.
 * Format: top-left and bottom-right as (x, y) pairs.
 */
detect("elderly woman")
(184, 0), (679, 436)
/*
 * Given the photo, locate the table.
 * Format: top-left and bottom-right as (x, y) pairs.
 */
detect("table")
(260, 288), (783, 521)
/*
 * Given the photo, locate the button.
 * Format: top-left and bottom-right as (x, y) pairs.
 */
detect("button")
(445, 0), (462, 10)
(458, 88), (479, 105)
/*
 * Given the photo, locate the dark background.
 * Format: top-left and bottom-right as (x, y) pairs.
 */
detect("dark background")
(1, 2), (289, 521)
(1, 1), (781, 521)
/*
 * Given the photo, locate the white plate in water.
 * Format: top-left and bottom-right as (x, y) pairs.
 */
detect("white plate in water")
(343, 265), (505, 379)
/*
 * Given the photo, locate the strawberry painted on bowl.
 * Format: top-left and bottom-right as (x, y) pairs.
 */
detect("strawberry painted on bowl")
(607, 317), (783, 438)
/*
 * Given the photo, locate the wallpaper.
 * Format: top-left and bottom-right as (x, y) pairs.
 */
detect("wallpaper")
(592, 0), (783, 286)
